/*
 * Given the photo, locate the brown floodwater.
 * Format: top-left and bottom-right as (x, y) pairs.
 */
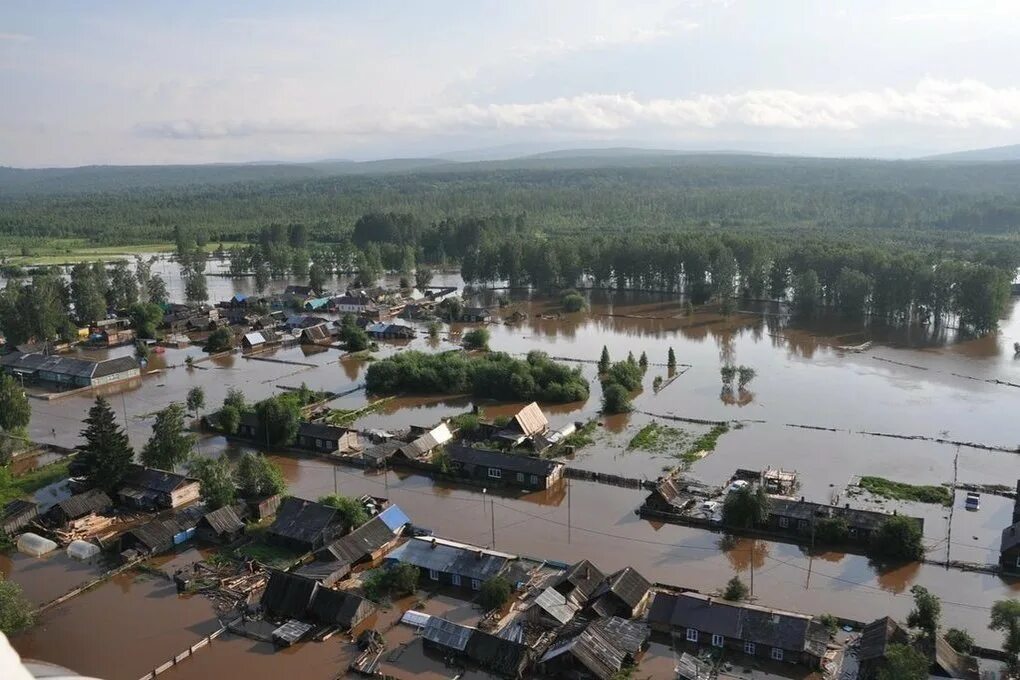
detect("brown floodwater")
(13, 570), (221, 680)
(0, 550), (111, 606)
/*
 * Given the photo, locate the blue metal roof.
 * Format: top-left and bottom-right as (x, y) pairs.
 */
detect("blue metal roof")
(378, 504), (410, 532)
(232, 293), (248, 303)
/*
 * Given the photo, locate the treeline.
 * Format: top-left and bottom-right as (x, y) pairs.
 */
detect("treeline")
(365, 350), (589, 403)
(8, 157), (1020, 245)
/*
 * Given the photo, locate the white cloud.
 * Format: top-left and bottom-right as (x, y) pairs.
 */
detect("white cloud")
(138, 78), (1020, 142)
(513, 18), (701, 59)
(0, 32), (32, 42)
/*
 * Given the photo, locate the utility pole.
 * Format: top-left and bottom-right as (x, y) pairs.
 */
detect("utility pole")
(333, 465), (338, 495)
(749, 542), (755, 598)
(567, 478), (572, 544)
(490, 498), (496, 549)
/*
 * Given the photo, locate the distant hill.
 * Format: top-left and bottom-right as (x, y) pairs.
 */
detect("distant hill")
(923, 144), (1020, 162)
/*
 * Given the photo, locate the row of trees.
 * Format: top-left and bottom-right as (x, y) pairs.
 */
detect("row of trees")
(457, 232), (1015, 333)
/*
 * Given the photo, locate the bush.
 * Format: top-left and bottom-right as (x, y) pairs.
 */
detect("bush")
(318, 494), (369, 530)
(869, 515), (924, 563)
(477, 576), (512, 611)
(723, 576), (748, 601)
(561, 289), (587, 312)
(363, 563), (420, 602)
(722, 486), (770, 529)
(815, 517), (850, 545)
(204, 327), (234, 353)
(859, 476), (952, 506)
(602, 383), (632, 414)
(945, 628), (974, 655)
(463, 328), (490, 350)
(0, 576), (34, 634)
(219, 405), (241, 434)
(253, 395), (302, 447)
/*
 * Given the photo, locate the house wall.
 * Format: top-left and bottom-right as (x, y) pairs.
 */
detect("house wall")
(92, 368), (142, 387)
(1001, 546), (1020, 570)
(675, 627), (820, 669)
(411, 564), (487, 592)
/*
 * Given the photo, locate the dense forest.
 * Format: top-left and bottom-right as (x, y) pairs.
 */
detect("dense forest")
(5, 155), (1020, 247)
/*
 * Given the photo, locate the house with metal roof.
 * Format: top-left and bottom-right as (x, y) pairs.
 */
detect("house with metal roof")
(293, 559), (351, 587)
(260, 570), (376, 630)
(296, 422), (361, 455)
(385, 536), (515, 592)
(646, 591), (830, 669)
(528, 586), (579, 628)
(300, 323), (334, 346)
(303, 297), (331, 312)
(1, 351), (141, 388)
(117, 466), (201, 511)
(767, 497), (923, 547)
(331, 293), (374, 314)
(46, 489), (112, 526)
(539, 616), (649, 680)
(241, 329), (280, 351)
(445, 444), (565, 491)
(266, 497), (345, 554)
(314, 504), (410, 566)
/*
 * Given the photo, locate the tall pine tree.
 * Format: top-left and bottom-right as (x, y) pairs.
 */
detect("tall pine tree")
(78, 396), (134, 492)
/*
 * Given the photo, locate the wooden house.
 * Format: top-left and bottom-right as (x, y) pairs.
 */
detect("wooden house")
(539, 616), (649, 680)
(196, 505), (245, 544)
(385, 536), (514, 593)
(118, 466), (201, 511)
(445, 444), (564, 491)
(46, 489), (112, 526)
(646, 591), (830, 670)
(1, 500), (38, 534)
(296, 422), (361, 455)
(246, 494), (282, 521)
(314, 504), (409, 566)
(266, 497), (345, 554)
(586, 566), (652, 619)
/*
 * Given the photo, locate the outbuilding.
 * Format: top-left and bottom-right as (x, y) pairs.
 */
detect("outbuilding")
(118, 466), (201, 511)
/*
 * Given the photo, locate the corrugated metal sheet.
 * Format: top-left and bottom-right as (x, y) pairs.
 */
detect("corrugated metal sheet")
(422, 617), (472, 652)
(534, 586), (577, 625)
(377, 504), (410, 532)
(400, 610), (431, 628)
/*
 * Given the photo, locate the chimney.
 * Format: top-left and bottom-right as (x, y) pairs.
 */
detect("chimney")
(845, 503), (850, 509)
(585, 566), (591, 580)
(430, 538), (437, 549)
(476, 550), (483, 560)
(800, 496), (805, 502)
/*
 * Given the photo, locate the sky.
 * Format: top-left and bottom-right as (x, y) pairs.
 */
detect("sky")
(3, 0), (1020, 167)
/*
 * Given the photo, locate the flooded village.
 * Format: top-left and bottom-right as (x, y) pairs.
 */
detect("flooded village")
(2, 258), (1020, 680)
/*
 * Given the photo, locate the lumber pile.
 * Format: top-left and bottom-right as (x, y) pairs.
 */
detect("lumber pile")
(53, 513), (115, 544)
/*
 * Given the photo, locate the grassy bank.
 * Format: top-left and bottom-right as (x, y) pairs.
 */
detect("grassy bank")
(2, 240), (242, 265)
(859, 476), (953, 506)
(0, 460), (70, 506)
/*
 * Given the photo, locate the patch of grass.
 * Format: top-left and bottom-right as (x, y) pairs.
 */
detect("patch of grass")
(5, 240), (244, 265)
(0, 460), (70, 506)
(627, 422), (690, 452)
(677, 423), (730, 468)
(858, 476), (952, 506)
(562, 420), (598, 449)
(326, 398), (393, 427)
(235, 540), (302, 569)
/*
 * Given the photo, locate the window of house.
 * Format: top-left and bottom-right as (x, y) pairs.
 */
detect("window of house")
(778, 517), (789, 528)
(451, 574), (461, 586)
(471, 579), (481, 591)
(798, 520), (808, 530)
(771, 648), (784, 661)
(316, 438), (324, 449)
(686, 628), (698, 642)
(711, 634), (724, 647)
(488, 468), (502, 479)
(516, 472), (524, 482)
(744, 641), (756, 655)
(530, 475), (538, 485)
(428, 569), (439, 581)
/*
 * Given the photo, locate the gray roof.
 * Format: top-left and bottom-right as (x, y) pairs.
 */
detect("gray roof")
(298, 421), (350, 441)
(557, 559), (606, 601)
(858, 616), (909, 662)
(261, 571), (318, 619)
(1, 351), (139, 380)
(293, 559), (351, 584)
(307, 587), (374, 628)
(423, 616), (473, 652)
(534, 587), (578, 625)
(123, 504), (205, 553)
(315, 514), (397, 563)
(770, 497), (922, 533)
(590, 566), (651, 614)
(93, 355), (141, 378)
(200, 506), (244, 536)
(362, 441), (402, 461)
(54, 489), (111, 520)
(268, 497), (340, 546)
(122, 466), (196, 495)
(588, 616), (648, 655)
(540, 617), (641, 680)
(654, 591), (829, 655)
(386, 537), (511, 582)
(447, 444), (561, 477)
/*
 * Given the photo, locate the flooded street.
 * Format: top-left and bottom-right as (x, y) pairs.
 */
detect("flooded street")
(10, 265), (1020, 674)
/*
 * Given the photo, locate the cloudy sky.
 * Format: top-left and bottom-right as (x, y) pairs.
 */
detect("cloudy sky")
(3, 0), (1020, 166)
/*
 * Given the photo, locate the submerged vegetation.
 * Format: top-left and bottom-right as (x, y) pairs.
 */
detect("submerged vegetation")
(859, 476), (953, 506)
(627, 422), (690, 453)
(366, 350), (589, 403)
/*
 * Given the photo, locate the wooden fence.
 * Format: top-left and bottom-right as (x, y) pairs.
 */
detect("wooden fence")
(136, 624), (228, 680)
